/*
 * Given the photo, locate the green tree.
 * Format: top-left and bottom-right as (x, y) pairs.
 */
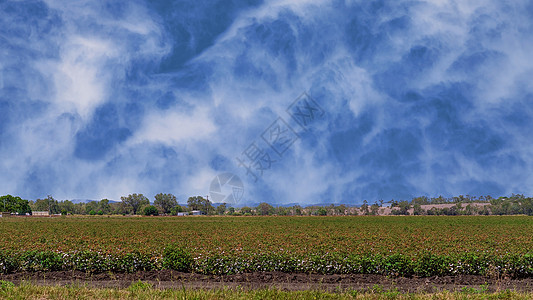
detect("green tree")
(170, 205), (186, 215)
(187, 196), (213, 214)
(370, 203), (380, 215)
(276, 206), (289, 216)
(481, 205), (491, 215)
(521, 197), (533, 216)
(240, 206), (253, 215)
(398, 201), (411, 215)
(413, 204), (424, 215)
(58, 200), (75, 215)
(32, 195), (59, 214)
(0, 195), (31, 214)
(72, 202), (85, 214)
(216, 203), (227, 215)
(85, 201), (98, 215)
(316, 207), (327, 216)
(335, 204), (347, 215)
(293, 205), (303, 216)
(257, 202), (275, 215)
(154, 193), (178, 214)
(464, 204), (475, 215)
(411, 196), (429, 205)
(361, 200), (369, 215)
(143, 205), (159, 216)
(430, 195), (447, 204)
(121, 194), (150, 215)
(110, 201), (127, 215)
(1, 195), (11, 211)
(98, 199), (112, 214)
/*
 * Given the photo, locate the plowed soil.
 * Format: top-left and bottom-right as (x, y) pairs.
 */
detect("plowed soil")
(2, 271), (532, 292)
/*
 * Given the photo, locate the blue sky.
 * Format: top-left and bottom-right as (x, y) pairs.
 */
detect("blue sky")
(1, 0), (533, 205)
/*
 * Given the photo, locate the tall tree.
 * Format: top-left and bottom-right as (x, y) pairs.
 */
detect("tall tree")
(98, 199), (112, 214)
(240, 206), (253, 215)
(0, 195), (31, 214)
(154, 193), (177, 214)
(58, 200), (75, 215)
(257, 202), (275, 215)
(292, 205), (303, 216)
(216, 203), (227, 215)
(187, 196), (213, 214)
(370, 203), (380, 215)
(121, 194), (149, 215)
(361, 200), (369, 215)
(32, 195), (59, 214)
(397, 201), (411, 215)
(85, 201), (98, 215)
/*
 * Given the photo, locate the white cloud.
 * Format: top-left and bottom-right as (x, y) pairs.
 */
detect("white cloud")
(129, 107), (217, 145)
(44, 36), (114, 119)
(187, 168), (218, 195)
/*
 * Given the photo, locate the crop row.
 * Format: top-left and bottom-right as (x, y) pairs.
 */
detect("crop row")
(2, 216), (532, 257)
(1, 248), (532, 278)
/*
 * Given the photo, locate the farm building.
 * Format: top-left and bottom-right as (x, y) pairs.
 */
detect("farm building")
(32, 211), (50, 216)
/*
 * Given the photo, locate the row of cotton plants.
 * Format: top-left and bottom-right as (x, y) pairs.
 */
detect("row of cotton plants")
(1, 248), (532, 278)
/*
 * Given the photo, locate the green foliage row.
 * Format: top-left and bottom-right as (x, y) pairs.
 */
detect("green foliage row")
(1, 248), (531, 278)
(193, 252), (533, 277)
(0, 250), (159, 274)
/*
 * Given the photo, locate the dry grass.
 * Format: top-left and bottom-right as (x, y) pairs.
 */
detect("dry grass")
(0, 281), (531, 300)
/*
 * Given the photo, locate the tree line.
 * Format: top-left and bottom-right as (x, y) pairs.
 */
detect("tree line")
(1, 193), (532, 216)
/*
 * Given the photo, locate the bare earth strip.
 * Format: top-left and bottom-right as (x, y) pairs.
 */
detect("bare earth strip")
(2, 271), (533, 293)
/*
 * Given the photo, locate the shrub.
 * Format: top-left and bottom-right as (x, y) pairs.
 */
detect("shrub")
(414, 252), (452, 276)
(143, 205), (158, 216)
(382, 254), (414, 276)
(0, 251), (19, 274)
(118, 252), (158, 272)
(67, 251), (110, 273)
(163, 244), (193, 272)
(21, 251), (63, 272)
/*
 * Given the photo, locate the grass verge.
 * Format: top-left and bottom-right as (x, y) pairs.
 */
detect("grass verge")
(0, 280), (531, 300)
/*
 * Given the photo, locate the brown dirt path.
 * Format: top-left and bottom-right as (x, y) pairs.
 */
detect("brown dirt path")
(2, 271), (533, 292)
